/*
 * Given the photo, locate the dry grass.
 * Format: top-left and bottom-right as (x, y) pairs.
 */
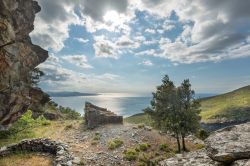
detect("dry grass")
(0, 120), (83, 148)
(0, 153), (53, 166)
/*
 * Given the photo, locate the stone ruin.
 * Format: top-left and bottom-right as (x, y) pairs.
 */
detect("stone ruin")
(84, 102), (123, 128)
(0, 138), (77, 166)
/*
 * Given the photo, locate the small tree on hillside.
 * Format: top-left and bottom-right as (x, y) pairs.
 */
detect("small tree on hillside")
(144, 75), (182, 152)
(178, 79), (201, 151)
(145, 75), (201, 152)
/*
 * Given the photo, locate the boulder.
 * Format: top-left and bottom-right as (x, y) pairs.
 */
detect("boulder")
(84, 102), (123, 129)
(205, 122), (250, 164)
(0, 0), (48, 129)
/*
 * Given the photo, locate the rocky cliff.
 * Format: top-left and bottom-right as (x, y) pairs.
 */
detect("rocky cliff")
(0, 0), (48, 129)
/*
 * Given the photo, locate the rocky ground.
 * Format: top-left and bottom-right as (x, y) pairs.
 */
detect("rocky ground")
(159, 122), (250, 166)
(1, 121), (250, 165)
(55, 123), (188, 166)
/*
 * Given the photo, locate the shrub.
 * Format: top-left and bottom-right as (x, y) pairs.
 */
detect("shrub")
(138, 143), (150, 151)
(59, 107), (81, 120)
(195, 144), (205, 149)
(138, 124), (145, 129)
(159, 143), (170, 152)
(123, 148), (138, 161)
(79, 159), (85, 165)
(91, 133), (101, 145)
(36, 115), (51, 126)
(108, 138), (123, 149)
(0, 110), (50, 139)
(197, 129), (209, 140)
(138, 152), (155, 166)
(93, 133), (101, 141)
(65, 124), (73, 130)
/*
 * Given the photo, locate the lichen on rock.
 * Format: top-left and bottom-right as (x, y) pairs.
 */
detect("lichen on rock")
(0, 0), (48, 129)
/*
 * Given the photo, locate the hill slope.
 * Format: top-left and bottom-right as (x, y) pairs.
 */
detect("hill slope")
(125, 85), (250, 124)
(200, 85), (250, 123)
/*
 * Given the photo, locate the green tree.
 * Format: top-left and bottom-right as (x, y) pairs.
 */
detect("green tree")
(145, 75), (201, 152)
(177, 79), (201, 151)
(145, 75), (182, 152)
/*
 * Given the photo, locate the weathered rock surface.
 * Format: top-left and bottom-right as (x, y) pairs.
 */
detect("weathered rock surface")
(0, 138), (75, 166)
(159, 150), (220, 166)
(205, 122), (250, 164)
(0, 0), (48, 129)
(160, 122), (250, 166)
(84, 102), (123, 128)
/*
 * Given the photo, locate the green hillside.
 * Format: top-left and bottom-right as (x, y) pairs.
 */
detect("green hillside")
(125, 85), (250, 124)
(200, 85), (250, 123)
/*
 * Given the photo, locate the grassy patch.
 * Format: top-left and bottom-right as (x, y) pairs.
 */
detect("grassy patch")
(123, 148), (139, 161)
(108, 138), (124, 149)
(0, 152), (53, 166)
(64, 124), (73, 130)
(138, 143), (151, 151)
(124, 113), (153, 126)
(159, 143), (170, 152)
(0, 119), (82, 148)
(91, 132), (101, 145)
(199, 85), (250, 123)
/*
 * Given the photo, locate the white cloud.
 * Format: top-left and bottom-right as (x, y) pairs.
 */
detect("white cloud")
(61, 55), (93, 69)
(135, 49), (158, 56)
(93, 35), (118, 59)
(31, 0), (84, 52)
(74, 37), (89, 44)
(131, 0), (250, 63)
(31, 0), (250, 64)
(139, 60), (154, 66)
(38, 61), (122, 92)
(145, 28), (156, 34)
(162, 24), (175, 31)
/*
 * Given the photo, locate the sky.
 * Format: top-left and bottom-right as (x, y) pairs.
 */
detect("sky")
(30, 0), (250, 94)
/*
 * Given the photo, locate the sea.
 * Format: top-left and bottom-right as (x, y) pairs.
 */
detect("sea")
(51, 93), (216, 117)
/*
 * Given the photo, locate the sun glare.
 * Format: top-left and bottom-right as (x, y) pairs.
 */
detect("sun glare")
(103, 10), (120, 24)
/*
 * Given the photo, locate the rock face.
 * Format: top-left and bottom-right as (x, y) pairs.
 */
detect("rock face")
(205, 122), (250, 164)
(159, 122), (250, 166)
(0, 138), (75, 166)
(0, 0), (48, 129)
(84, 102), (123, 128)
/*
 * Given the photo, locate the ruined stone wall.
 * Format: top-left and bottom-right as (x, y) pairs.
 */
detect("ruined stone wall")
(0, 138), (75, 166)
(0, 0), (48, 129)
(85, 102), (123, 128)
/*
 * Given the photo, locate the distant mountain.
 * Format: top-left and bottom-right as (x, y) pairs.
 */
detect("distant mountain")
(200, 85), (250, 123)
(47, 91), (99, 97)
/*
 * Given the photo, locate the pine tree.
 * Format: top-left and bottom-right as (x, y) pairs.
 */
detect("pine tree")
(145, 75), (201, 152)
